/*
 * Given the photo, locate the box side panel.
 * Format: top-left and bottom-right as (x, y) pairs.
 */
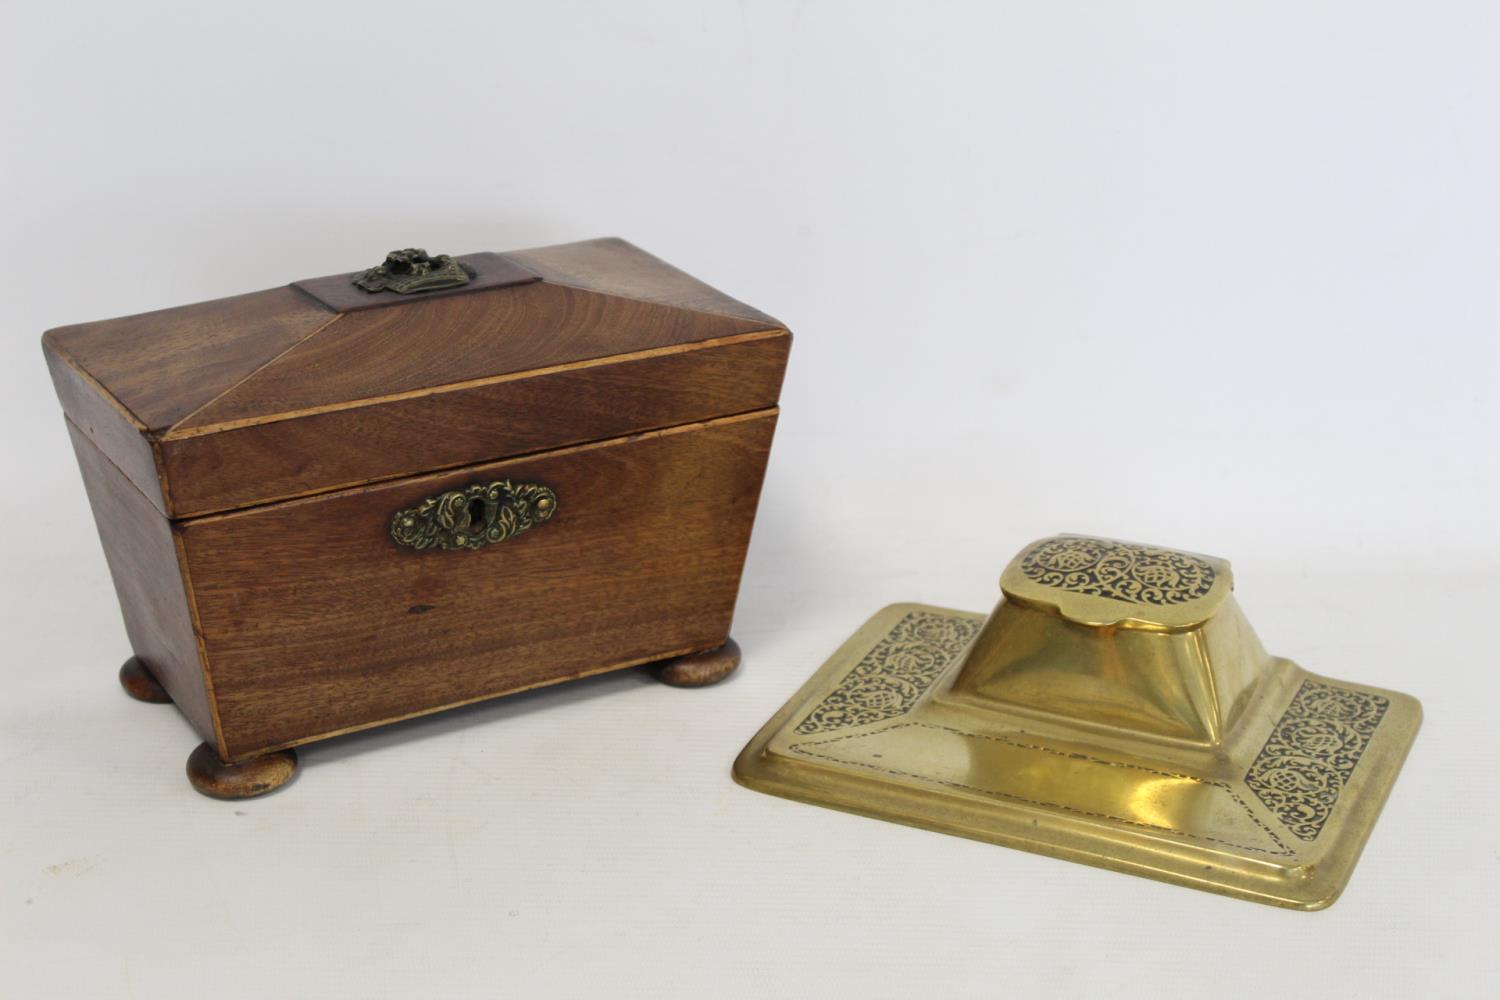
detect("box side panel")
(182, 410), (778, 759)
(66, 420), (219, 747)
(158, 330), (789, 517)
(46, 346), (168, 515)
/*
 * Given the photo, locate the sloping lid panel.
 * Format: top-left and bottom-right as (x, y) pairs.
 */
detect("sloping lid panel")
(508, 237), (781, 327)
(44, 286), (336, 432)
(46, 239), (789, 519)
(172, 279), (772, 432)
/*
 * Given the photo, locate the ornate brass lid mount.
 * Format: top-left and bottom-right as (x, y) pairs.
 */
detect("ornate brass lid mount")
(353, 248), (472, 294)
(735, 534), (1421, 909)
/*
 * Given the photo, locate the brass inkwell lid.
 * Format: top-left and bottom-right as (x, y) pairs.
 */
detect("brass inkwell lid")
(735, 535), (1421, 909)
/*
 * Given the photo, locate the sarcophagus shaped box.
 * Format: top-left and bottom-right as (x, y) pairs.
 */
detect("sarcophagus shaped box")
(44, 239), (790, 797)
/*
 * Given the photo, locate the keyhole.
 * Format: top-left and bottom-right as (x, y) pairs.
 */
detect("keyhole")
(466, 498), (487, 526)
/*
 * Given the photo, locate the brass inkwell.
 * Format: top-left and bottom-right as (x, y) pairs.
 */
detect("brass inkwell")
(736, 535), (1420, 909)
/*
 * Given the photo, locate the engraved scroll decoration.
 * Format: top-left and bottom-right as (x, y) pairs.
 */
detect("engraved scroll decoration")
(391, 480), (557, 552)
(795, 612), (981, 735)
(1245, 680), (1390, 841)
(1019, 537), (1216, 607)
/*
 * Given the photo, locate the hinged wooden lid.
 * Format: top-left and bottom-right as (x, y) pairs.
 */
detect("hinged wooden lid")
(44, 238), (790, 518)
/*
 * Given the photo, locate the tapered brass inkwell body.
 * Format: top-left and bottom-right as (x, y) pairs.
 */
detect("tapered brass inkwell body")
(735, 535), (1421, 908)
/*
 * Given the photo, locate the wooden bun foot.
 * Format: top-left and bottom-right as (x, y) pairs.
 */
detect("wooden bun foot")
(653, 638), (742, 687)
(119, 656), (172, 703)
(186, 743), (298, 799)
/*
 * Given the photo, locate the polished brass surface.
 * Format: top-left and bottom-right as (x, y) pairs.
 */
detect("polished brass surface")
(735, 535), (1421, 909)
(390, 479), (557, 551)
(353, 248), (472, 294)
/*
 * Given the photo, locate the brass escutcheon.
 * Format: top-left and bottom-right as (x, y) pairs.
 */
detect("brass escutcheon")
(391, 480), (557, 552)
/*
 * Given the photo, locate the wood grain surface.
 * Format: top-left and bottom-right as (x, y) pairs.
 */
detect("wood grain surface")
(157, 330), (789, 516)
(507, 237), (782, 326)
(43, 287), (336, 512)
(181, 410), (778, 759)
(45, 286), (336, 431)
(45, 348), (166, 512)
(67, 420), (220, 750)
(45, 239), (789, 521)
(47, 240), (790, 768)
(172, 280), (773, 429)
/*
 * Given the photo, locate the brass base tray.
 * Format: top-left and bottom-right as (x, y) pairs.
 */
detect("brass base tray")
(735, 603), (1421, 910)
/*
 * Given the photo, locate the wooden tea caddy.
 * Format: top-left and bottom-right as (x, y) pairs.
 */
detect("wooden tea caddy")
(44, 239), (790, 798)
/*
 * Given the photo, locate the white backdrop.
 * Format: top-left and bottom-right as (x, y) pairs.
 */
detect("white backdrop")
(3, 2), (1496, 997)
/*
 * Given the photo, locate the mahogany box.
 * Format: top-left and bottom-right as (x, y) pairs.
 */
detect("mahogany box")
(43, 239), (791, 798)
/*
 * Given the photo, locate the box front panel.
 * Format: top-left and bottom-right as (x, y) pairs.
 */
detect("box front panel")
(158, 330), (790, 517)
(180, 411), (777, 758)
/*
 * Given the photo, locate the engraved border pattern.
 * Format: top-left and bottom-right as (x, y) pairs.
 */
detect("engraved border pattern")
(1245, 680), (1390, 841)
(1019, 537), (1215, 607)
(794, 611), (981, 735)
